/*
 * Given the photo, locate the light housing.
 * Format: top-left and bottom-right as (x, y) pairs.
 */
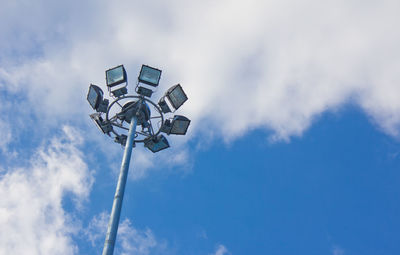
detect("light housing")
(160, 119), (172, 134)
(158, 97), (171, 113)
(170, 115), (191, 135)
(166, 84), (188, 110)
(106, 65), (127, 87)
(137, 86), (153, 97)
(90, 113), (112, 135)
(161, 115), (190, 135)
(144, 135), (170, 153)
(111, 87), (128, 97)
(98, 99), (109, 113)
(87, 84), (109, 113)
(138, 65), (162, 87)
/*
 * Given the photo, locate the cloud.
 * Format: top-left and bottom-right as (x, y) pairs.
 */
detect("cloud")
(332, 245), (345, 255)
(117, 219), (161, 255)
(210, 244), (229, 255)
(0, 126), (93, 255)
(1, 0), (399, 144)
(85, 211), (166, 255)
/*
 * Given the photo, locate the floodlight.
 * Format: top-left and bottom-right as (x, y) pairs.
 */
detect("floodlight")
(137, 86), (153, 97)
(106, 65), (127, 87)
(161, 115), (190, 135)
(170, 115), (191, 135)
(87, 84), (103, 110)
(87, 84), (109, 113)
(166, 84), (188, 110)
(138, 65), (162, 87)
(90, 113), (112, 134)
(158, 97), (171, 113)
(144, 135), (170, 153)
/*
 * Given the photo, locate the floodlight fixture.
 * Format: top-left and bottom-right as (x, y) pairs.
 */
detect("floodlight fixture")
(87, 84), (109, 113)
(90, 113), (112, 134)
(170, 115), (191, 135)
(106, 65), (127, 87)
(137, 86), (153, 97)
(161, 115), (190, 135)
(138, 65), (162, 87)
(158, 97), (171, 113)
(87, 84), (102, 109)
(144, 134), (170, 153)
(166, 84), (188, 110)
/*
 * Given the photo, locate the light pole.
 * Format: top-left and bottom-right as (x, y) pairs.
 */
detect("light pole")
(87, 64), (190, 255)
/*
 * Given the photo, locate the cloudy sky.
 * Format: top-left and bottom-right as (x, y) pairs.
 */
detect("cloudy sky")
(1, 0), (400, 254)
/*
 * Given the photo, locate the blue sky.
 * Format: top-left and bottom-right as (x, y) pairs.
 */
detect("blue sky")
(0, 0), (400, 254)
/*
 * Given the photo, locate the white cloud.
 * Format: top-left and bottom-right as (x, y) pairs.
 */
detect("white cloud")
(210, 244), (229, 255)
(1, 0), (399, 143)
(84, 211), (109, 248)
(332, 245), (345, 255)
(117, 219), (160, 255)
(85, 211), (165, 255)
(0, 126), (93, 255)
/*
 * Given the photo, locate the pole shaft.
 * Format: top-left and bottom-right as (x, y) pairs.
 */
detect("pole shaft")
(102, 116), (138, 255)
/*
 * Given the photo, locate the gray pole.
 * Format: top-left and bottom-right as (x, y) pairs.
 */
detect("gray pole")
(102, 115), (138, 255)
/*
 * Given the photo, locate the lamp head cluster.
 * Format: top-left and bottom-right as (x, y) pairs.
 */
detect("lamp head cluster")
(87, 64), (190, 153)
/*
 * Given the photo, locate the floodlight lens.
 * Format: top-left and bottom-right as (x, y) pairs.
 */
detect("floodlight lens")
(106, 65), (126, 87)
(152, 139), (168, 152)
(144, 135), (170, 153)
(138, 65), (161, 87)
(167, 84), (188, 110)
(88, 88), (98, 109)
(87, 84), (103, 110)
(170, 115), (190, 135)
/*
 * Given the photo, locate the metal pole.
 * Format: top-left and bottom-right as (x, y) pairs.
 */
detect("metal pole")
(102, 116), (138, 255)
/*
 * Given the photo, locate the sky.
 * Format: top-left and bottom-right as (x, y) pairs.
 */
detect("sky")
(0, 0), (399, 254)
